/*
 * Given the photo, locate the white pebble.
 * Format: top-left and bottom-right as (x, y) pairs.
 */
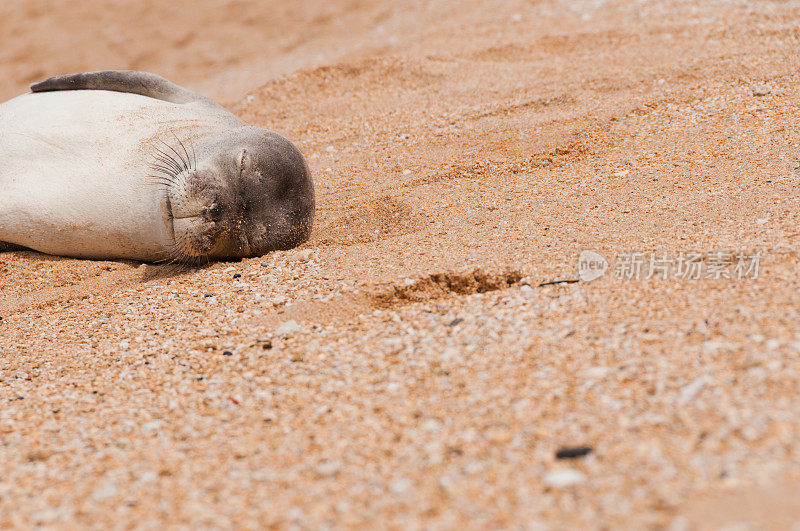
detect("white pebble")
(667, 516), (691, 531)
(765, 338), (780, 350)
(582, 366), (609, 380)
(752, 84), (771, 96)
(275, 320), (301, 336)
(543, 468), (586, 488)
(289, 249), (314, 262)
(520, 284), (535, 297)
(315, 460), (341, 477)
(390, 476), (411, 494)
(679, 377), (707, 405)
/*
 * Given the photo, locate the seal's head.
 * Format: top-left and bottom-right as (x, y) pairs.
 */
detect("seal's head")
(153, 127), (314, 263)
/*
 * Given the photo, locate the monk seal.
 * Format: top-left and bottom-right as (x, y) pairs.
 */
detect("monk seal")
(0, 70), (314, 263)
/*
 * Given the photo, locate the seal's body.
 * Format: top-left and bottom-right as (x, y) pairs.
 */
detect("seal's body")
(0, 71), (314, 262)
(0, 90), (237, 260)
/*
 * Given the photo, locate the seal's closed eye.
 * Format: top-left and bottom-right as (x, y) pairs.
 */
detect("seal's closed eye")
(238, 150), (250, 176)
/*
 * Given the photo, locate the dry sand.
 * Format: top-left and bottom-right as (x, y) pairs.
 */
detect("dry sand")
(2, 0), (800, 528)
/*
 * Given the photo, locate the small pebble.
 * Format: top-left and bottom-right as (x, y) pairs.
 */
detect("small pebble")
(275, 320), (301, 336)
(583, 366), (609, 379)
(520, 284), (535, 296)
(556, 446), (593, 460)
(257, 339), (273, 350)
(543, 468), (586, 488)
(390, 477), (411, 494)
(667, 516), (691, 531)
(289, 249), (314, 262)
(679, 377), (707, 404)
(315, 460), (341, 477)
(752, 84), (771, 96)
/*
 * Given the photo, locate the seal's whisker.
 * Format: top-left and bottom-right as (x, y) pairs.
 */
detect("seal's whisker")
(160, 138), (189, 172)
(146, 178), (176, 189)
(145, 168), (178, 181)
(152, 248), (174, 264)
(144, 172), (172, 183)
(148, 175), (176, 186)
(166, 242), (183, 264)
(148, 158), (174, 170)
(173, 134), (193, 173)
(151, 161), (180, 180)
(168, 232), (198, 265)
(152, 144), (180, 165)
(149, 171), (177, 184)
(151, 154), (180, 171)
(158, 138), (186, 168)
(154, 145), (185, 174)
(153, 147), (184, 174)
(147, 164), (178, 179)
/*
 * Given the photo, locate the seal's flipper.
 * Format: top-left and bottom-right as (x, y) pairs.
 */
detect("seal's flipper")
(30, 70), (221, 108)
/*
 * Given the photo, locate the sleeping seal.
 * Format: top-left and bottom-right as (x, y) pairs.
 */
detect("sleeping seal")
(0, 70), (314, 263)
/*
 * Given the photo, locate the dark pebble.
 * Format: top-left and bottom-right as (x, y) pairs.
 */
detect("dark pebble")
(222, 350), (234, 356)
(556, 446), (593, 459)
(447, 318), (464, 327)
(233, 273), (241, 279)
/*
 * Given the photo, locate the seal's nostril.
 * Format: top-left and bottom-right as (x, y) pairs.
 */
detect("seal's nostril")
(206, 202), (222, 220)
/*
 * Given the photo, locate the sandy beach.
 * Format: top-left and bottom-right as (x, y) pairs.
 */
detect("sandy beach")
(2, 0), (800, 527)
